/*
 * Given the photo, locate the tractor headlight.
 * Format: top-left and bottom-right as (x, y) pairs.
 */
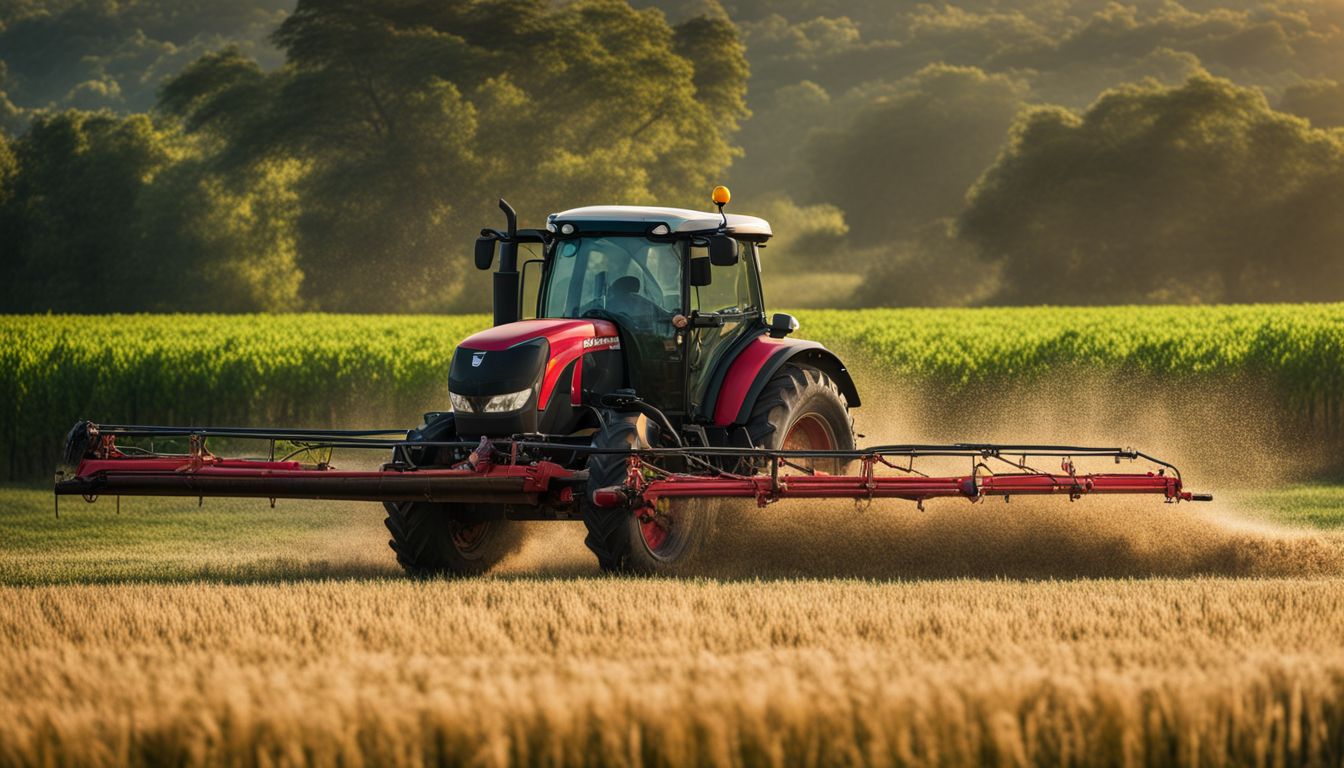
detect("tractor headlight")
(449, 388), (532, 414)
(482, 388), (532, 413)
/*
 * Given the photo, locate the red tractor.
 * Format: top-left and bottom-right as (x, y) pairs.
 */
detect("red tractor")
(56, 188), (1210, 575)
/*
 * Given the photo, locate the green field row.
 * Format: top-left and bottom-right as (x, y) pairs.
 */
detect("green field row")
(3, 305), (1343, 480)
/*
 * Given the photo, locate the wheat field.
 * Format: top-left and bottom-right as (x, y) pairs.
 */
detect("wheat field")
(2, 577), (1343, 767)
(3, 484), (1344, 767)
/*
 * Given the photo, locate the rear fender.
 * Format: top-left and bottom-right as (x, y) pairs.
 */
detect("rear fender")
(709, 336), (861, 426)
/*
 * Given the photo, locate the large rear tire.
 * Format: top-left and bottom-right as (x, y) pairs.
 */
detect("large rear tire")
(745, 364), (856, 471)
(383, 412), (522, 577)
(583, 412), (711, 575)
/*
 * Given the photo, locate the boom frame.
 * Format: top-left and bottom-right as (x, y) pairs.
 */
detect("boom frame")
(55, 422), (1211, 512)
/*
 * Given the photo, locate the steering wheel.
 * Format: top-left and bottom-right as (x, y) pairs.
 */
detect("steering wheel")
(583, 298), (669, 335)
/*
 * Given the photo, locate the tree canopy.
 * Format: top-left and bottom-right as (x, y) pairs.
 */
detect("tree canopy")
(805, 65), (1026, 246)
(155, 0), (747, 311)
(961, 76), (1344, 303)
(1, 0), (747, 312)
(3, 0), (1344, 309)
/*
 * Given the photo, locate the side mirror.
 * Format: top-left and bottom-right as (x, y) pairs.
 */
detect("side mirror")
(474, 236), (496, 270)
(708, 235), (738, 267)
(768, 313), (799, 339)
(688, 257), (711, 286)
(519, 258), (543, 319)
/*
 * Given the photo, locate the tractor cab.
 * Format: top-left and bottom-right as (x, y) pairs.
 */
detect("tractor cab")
(538, 202), (772, 420)
(462, 188), (856, 448)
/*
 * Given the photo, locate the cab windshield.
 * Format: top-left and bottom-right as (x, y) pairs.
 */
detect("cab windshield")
(542, 237), (683, 324)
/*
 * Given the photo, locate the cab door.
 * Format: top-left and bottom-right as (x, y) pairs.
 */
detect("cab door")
(541, 236), (688, 416)
(686, 241), (763, 416)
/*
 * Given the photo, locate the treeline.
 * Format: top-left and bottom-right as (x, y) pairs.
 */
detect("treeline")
(2, 0), (1344, 310)
(0, 0), (747, 312)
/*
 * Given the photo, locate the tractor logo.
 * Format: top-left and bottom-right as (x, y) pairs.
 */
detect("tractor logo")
(471, 351), (486, 368)
(583, 336), (621, 350)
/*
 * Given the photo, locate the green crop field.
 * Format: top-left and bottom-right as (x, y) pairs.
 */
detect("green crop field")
(5, 305), (1344, 481)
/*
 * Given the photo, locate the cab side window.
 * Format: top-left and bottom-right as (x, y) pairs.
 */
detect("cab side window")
(691, 242), (758, 314)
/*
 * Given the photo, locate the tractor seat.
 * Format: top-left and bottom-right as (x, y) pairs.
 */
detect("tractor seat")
(610, 275), (640, 295)
(606, 274), (667, 327)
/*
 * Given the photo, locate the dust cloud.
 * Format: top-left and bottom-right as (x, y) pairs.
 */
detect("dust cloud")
(494, 369), (1344, 580)
(489, 499), (1344, 580)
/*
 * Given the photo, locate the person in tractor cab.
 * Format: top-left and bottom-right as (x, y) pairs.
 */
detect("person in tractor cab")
(546, 236), (680, 336)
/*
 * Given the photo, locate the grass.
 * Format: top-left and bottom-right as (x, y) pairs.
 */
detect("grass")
(0, 485), (397, 585)
(4, 482), (1343, 585)
(4, 484), (1344, 766)
(1240, 482), (1344, 529)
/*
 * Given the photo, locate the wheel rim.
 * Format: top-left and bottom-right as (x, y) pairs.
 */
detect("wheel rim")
(783, 413), (836, 451)
(640, 513), (670, 553)
(637, 501), (696, 561)
(451, 520), (490, 554)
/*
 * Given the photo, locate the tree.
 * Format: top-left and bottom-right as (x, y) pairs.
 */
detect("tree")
(0, 130), (15, 201)
(0, 63), (24, 136)
(0, 111), (172, 312)
(805, 65), (1026, 246)
(135, 156), (304, 311)
(961, 75), (1344, 304)
(0, 106), (301, 313)
(1280, 79), (1344, 128)
(160, 0), (750, 311)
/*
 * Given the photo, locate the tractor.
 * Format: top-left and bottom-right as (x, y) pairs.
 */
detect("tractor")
(56, 187), (1210, 575)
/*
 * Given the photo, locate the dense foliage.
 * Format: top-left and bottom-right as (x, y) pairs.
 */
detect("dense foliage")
(3, 0), (1344, 309)
(960, 77), (1344, 304)
(0, 0), (747, 313)
(4, 305), (1343, 480)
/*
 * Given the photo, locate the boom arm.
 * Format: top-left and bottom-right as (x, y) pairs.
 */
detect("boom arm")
(55, 423), (1210, 511)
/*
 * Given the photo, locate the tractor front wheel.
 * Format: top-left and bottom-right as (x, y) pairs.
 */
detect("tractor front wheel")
(383, 412), (522, 577)
(583, 412), (712, 574)
(384, 502), (521, 577)
(745, 364), (856, 472)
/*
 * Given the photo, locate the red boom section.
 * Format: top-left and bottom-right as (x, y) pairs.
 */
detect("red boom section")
(61, 456), (569, 506)
(58, 441), (1204, 510)
(633, 469), (1189, 505)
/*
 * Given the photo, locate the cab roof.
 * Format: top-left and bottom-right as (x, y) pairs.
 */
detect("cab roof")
(548, 205), (773, 241)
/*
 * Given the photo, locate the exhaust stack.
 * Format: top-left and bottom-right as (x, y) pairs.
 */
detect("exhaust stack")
(493, 198), (519, 327)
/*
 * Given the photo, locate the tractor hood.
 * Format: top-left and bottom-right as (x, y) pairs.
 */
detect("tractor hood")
(449, 318), (621, 437)
(457, 319), (619, 353)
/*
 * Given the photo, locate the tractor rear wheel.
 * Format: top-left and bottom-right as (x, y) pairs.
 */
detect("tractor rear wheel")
(745, 364), (856, 472)
(583, 412), (712, 574)
(383, 412), (522, 577)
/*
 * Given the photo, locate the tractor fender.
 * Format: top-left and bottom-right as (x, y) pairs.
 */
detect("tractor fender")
(708, 334), (861, 426)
